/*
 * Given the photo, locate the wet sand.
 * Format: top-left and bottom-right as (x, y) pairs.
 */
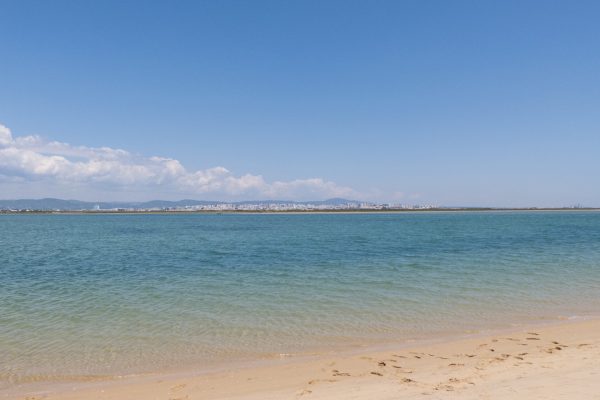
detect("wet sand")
(9, 318), (600, 400)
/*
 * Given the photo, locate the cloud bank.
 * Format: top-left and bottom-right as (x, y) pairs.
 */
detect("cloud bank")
(0, 123), (356, 201)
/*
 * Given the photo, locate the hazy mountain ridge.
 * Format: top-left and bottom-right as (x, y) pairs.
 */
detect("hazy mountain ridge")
(0, 198), (363, 210)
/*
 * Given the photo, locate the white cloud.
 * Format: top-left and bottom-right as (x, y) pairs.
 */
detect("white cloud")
(0, 123), (357, 200)
(0, 124), (13, 146)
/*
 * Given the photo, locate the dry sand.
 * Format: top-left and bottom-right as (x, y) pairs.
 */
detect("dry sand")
(8, 318), (600, 400)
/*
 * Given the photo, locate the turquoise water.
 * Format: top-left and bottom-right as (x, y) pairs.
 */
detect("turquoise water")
(2, 212), (600, 386)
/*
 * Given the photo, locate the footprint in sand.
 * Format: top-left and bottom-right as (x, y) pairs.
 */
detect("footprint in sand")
(434, 384), (455, 391)
(332, 369), (351, 377)
(170, 383), (187, 392)
(308, 379), (337, 385)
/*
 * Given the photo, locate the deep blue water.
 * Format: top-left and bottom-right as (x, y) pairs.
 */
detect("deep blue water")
(1, 211), (600, 385)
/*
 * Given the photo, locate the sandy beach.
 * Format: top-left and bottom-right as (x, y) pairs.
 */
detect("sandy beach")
(8, 318), (600, 400)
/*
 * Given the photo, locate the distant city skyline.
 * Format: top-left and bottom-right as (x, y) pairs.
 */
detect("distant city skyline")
(0, 197), (445, 212)
(1, 1), (599, 207)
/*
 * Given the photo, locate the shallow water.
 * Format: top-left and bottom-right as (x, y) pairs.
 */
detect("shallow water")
(1, 211), (600, 386)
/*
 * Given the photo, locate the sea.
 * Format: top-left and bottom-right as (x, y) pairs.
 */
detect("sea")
(1, 211), (600, 387)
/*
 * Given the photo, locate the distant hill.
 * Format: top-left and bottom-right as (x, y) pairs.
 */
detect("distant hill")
(0, 198), (362, 211)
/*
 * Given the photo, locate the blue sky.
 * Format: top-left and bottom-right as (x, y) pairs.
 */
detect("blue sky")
(1, 1), (599, 206)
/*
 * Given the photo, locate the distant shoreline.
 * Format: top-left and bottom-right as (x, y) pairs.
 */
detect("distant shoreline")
(1, 208), (599, 215)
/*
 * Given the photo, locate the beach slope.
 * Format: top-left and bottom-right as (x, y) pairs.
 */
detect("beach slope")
(12, 319), (600, 400)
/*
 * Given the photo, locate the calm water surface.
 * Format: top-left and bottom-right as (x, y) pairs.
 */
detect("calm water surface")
(1, 212), (600, 386)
